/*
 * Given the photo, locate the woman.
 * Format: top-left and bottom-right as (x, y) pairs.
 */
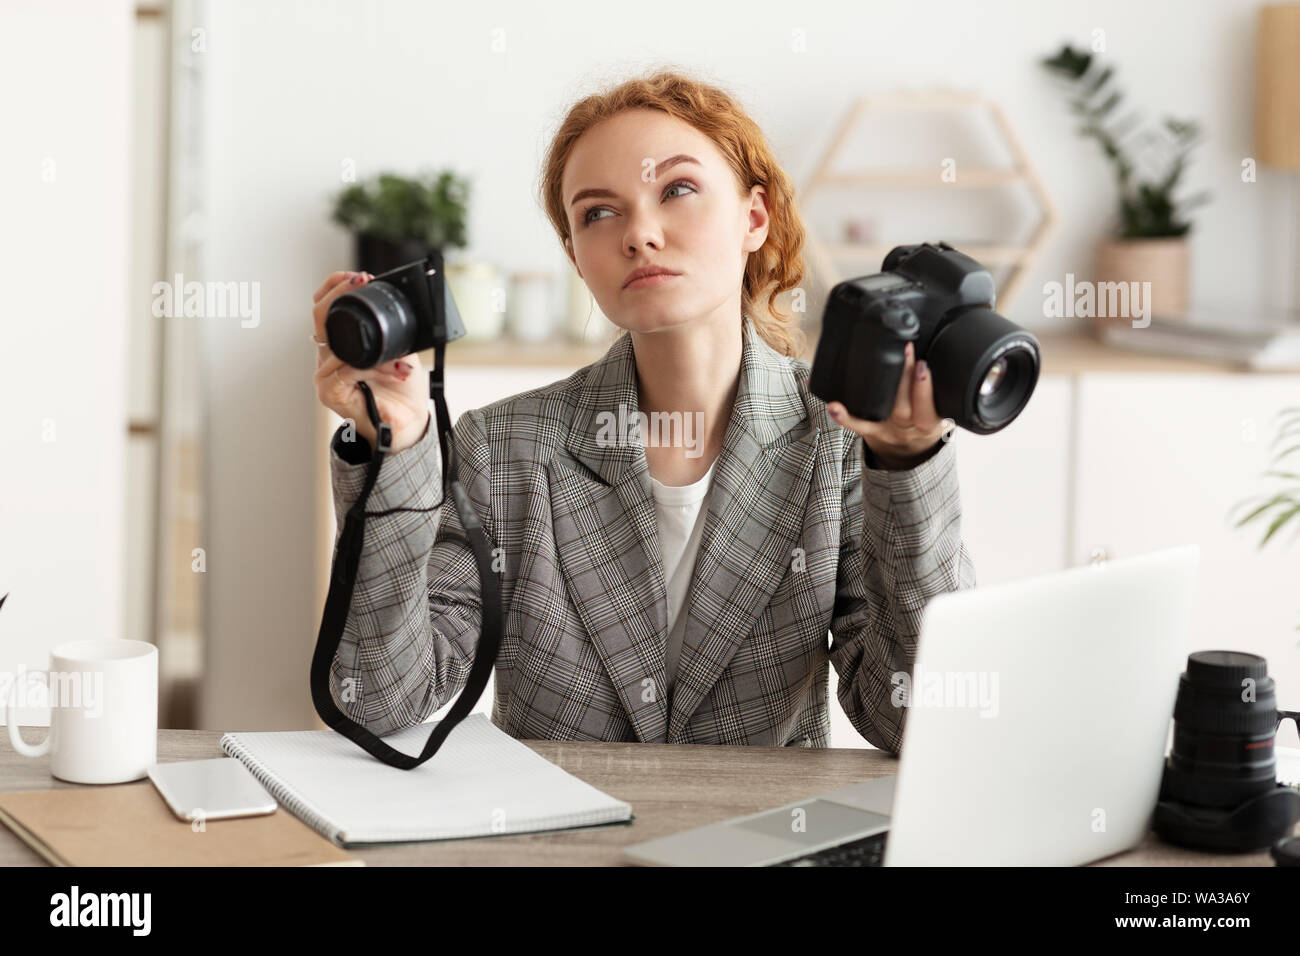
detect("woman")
(311, 70), (976, 753)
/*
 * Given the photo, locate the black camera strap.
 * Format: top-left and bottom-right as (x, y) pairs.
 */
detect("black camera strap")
(309, 340), (503, 769)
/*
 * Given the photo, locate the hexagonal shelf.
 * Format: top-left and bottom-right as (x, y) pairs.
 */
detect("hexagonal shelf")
(800, 89), (1057, 311)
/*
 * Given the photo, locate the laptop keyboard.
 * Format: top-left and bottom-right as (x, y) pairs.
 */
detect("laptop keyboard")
(770, 831), (887, 867)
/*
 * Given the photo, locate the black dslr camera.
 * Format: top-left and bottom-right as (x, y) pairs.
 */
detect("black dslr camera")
(810, 242), (1041, 435)
(324, 250), (465, 369)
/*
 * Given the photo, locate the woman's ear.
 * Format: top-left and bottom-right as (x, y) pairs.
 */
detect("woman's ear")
(564, 237), (583, 279)
(744, 185), (770, 254)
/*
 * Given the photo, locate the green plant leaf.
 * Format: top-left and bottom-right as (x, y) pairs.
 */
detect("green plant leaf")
(1094, 91), (1122, 117)
(1229, 492), (1298, 526)
(1259, 502), (1300, 546)
(1270, 423), (1300, 449)
(329, 168), (471, 249)
(1086, 65), (1114, 94)
(1041, 44), (1092, 79)
(1040, 40), (1205, 237)
(1271, 444), (1300, 465)
(1159, 155), (1187, 194)
(1108, 111), (1144, 142)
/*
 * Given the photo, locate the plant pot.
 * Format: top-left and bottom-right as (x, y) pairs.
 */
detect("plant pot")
(506, 271), (556, 343)
(354, 233), (436, 276)
(1091, 237), (1189, 336)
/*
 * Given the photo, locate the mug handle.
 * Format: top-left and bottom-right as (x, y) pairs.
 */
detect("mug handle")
(6, 670), (51, 757)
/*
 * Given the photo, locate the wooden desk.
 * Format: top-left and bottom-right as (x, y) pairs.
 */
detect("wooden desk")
(2, 728), (1290, 866)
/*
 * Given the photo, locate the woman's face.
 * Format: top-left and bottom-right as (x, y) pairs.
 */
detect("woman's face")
(562, 108), (769, 335)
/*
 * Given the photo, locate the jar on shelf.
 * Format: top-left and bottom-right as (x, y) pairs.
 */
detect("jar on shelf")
(445, 262), (504, 341)
(565, 270), (613, 344)
(507, 271), (555, 343)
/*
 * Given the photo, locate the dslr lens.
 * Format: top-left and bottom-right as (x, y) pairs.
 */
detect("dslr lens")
(925, 307), (1040, 435)
(979, 358), (1006, 398)
(1161, 650), (1280, 809)
(325, 281), (419, 369)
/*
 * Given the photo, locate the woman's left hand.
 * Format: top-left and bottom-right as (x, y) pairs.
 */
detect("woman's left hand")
(825, 341), (955, 470)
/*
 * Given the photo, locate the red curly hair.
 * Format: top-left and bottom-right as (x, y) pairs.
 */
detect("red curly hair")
(538, 68), (808, 359)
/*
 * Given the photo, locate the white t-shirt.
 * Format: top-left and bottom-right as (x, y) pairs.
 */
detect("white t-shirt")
(648, 458), (718, 698)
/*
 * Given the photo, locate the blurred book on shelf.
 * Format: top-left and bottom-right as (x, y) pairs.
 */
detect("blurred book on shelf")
(1098, 307), (1300, 371)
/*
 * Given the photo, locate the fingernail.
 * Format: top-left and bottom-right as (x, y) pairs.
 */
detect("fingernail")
(829, 405), (841, 418)
(350, 275), (362, 284)
(395, 361), (411, 374)
(916, 360), (928, 381)
(906, 342), (914, 357)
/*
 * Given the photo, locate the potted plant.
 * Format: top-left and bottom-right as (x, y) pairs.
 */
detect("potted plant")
(330, 169), (471, 275)
(1040, 43), (1211, 333)
(330, 170), (504, 339)
(1230, 405), (1300, 639)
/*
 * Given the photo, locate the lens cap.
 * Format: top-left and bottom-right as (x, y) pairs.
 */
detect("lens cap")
(1186, 650), (1269, 687)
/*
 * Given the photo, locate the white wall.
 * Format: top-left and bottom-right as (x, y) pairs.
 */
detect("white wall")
(0, 0), (134, 725)
(193, 0), (1295, 730)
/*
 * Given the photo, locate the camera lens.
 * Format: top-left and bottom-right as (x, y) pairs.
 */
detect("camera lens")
(325, 281), (419, 369)
(979, 358), (1007, 398)
(1160, 650), (1281, 809)
(925, 308), (1040, 435)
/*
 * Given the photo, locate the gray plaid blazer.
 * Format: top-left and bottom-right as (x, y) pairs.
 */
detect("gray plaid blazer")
(327, 316), (976, 753)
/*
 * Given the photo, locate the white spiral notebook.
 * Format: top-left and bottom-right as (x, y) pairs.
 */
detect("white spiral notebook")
(220, 713), (633, 846)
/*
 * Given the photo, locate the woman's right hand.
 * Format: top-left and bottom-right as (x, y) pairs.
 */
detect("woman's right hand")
(312, 271), (432, 454)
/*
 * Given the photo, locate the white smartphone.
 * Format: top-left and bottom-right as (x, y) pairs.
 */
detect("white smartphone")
(147, 758), (278, 822)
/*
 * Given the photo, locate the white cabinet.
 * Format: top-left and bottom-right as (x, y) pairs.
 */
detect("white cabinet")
(954, 377), (1073, 585)
(1073, 374), (1300, 709)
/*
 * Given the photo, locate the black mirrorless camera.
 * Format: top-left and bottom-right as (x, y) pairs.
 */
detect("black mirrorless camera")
(312, 250), (496, 773)
(324, 250), (466, 369)
(810, 242), (1041, 435)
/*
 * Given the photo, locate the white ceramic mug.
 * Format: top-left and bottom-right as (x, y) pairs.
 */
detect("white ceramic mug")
(6, 639), (157, 784)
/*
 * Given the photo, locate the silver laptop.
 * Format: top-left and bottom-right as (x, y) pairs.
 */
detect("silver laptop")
(624, 544), (1200, 866)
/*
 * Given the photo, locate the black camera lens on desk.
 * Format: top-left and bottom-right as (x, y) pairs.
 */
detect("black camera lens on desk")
(810, 241), (1041, 435)
(1153, 650), (1300, 853)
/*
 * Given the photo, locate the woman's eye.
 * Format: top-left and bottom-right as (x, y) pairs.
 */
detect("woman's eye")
(582, 181), (697, 225)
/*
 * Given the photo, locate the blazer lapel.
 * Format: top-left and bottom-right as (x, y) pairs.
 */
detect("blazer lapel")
(550, 331), (671, 743)
(666, 319), (818, 742)
(549, 317), (818, 745)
